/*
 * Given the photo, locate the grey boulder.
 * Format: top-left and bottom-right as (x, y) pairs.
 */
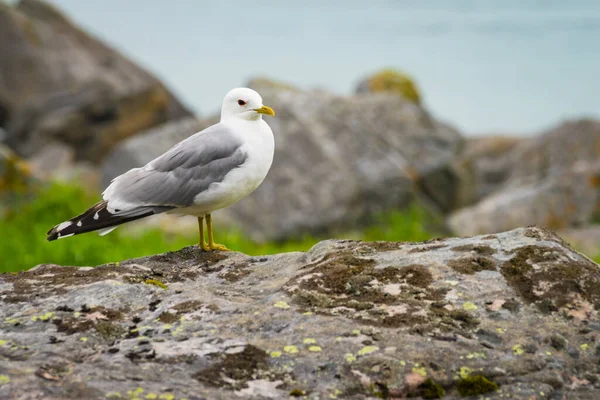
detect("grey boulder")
(1, 227), (600, 399)
(449, 119), (600, 236)
(0, 0), (191, 163)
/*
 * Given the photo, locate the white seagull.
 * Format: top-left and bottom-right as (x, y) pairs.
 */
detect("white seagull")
(47, 88), (275, 251)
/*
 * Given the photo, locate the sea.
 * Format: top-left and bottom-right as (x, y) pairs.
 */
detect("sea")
(49, 0), (600, 135)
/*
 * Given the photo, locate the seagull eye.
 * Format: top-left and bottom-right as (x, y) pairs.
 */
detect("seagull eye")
(238, 99), (246, 106)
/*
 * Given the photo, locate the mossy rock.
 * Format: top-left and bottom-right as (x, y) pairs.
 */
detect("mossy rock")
(356, 69), (421, 104)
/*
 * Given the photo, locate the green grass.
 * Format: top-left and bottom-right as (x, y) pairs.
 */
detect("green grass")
(0, 182), (442, 273)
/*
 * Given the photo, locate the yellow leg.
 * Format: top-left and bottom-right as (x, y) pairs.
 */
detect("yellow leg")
(198, 217), (210, 251)
(206, 214), (229, 251)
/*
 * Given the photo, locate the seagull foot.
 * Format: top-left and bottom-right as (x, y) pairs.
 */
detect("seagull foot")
(210, 243), (229, 251)
(199, 241), (211, 252)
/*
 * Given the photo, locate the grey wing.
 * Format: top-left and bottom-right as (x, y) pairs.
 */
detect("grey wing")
(103, 123), (247, 211)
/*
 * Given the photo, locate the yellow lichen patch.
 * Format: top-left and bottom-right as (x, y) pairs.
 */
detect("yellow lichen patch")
(400, 360), (406, 366)
(335, 337), (343, 342)
(105, 392), (122, 398)
(512, 344), (524, 355)
(0, 339), (6, 346)
(303, 338), (317, 344)
(466, 352), (486, 359)
(145, 394), (158, 400)
(496, 327), (506, 334)
(171, 324), (185, 337)
(145, 279), (167, 290)
(351, 329), (361, 336)
(412, 366), (427, 377)
(274, 301), (290, 309)
(158, 394), (175, 400)
(126, 387), (144, 399)
(460, 367), (474, 379)
(462, 302), (478, 311)
(580, 343), (590, 351)
(308, 346), (322, 352)
(0, 375), (10, 385)
(284, 345), (299, 354)
(302, 311), (313, 316)
(31, 312), (55, 322)
(80, 337), (88, 342)
(270, 351), (282, 358)
(4, 317), (20, 324)
(345, 353), (357, 363)
(357, 345), (379, 356)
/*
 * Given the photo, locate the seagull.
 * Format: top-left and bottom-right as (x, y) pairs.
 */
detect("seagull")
(47, 88), (275, 251)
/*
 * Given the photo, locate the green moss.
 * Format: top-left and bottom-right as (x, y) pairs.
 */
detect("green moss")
(447, 256), (496, 275)
(501, 245), (600, 312)
(193, 345), (271, 390)
(420, 379), (445, 399)
(95, 321), (126, 341)
(456, 375), (498, 397)
(365, 69), (421, 104)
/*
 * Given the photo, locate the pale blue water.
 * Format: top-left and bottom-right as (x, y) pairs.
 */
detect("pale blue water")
(50, 0), (600, 135)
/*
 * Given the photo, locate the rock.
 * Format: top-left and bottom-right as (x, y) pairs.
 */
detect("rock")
(0, 0), (191, 163)
(27, 142), (75, 180)
(453, 135), (525, 207)
(449, 119), (600, 236)
(355, 69), (422, 105)
(102, 78), (463, 242)
(1, 227), (599, 399)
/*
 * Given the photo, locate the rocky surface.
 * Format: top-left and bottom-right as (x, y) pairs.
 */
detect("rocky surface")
(1, 226), (600, 399)
(0, 0), (191, 163)
(102, 78), (463, 242)
(453, 135), (525, 208)
(450, 119), (600, 236)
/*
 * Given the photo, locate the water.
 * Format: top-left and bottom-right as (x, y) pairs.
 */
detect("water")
(49, 0), (600, 135)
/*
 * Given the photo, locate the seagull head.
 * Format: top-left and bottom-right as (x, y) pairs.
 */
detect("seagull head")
(221, 88), (275, 122)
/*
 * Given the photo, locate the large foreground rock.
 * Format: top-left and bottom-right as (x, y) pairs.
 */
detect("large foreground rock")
(102, 78), (463, 241)
(450, 119), (600, 236)
(0, 0), (191, 162)
(1, 227), (600, 399)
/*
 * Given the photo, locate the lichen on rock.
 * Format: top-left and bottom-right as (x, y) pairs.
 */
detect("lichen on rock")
(1, 227), (599, 398)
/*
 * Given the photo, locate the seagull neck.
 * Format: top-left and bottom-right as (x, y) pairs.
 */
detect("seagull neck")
(221, 115), (262, 124)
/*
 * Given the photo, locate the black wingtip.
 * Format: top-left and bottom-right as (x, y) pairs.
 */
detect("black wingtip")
(45, 200), (161, 242)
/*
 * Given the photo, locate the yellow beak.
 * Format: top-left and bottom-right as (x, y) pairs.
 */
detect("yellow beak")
(254, 105), (275, 116)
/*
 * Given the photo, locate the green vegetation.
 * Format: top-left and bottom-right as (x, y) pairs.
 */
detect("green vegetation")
(365, 68), (421, 104)
(0, 182), (442, 273)
(456, 375), (498, 397)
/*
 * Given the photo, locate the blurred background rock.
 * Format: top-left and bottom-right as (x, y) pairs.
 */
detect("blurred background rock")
(1, 0), (599, 270)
